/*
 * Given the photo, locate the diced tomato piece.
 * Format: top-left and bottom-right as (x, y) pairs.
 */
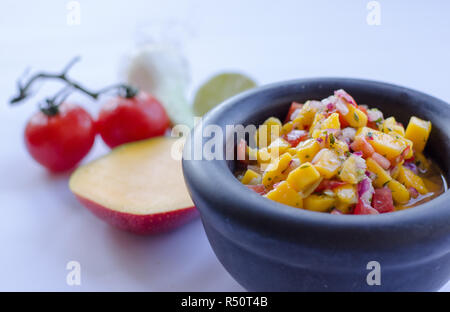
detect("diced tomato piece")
(353, 199), (379, 215)
(350, 136), (375, 158)
(372, 188), (395, 213)
(334, 89), (357, 107)
(315, 179), (347, 192)
(282, 129), (308, 147)
(237, 139), (247, 164)
(285, 102), (303, 122)
(371, 152), (391, 170)
(246, 184), (267, 195)
(338, 113), (350, 128)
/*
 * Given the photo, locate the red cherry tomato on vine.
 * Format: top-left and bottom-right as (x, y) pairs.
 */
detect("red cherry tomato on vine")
(96, 91), (170, 148)
(25, 102), (96, 172)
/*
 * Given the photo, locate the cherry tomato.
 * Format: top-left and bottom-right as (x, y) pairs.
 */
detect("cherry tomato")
(25, 103), (96, 172)
(372, 188), (395, 213)
(97, 92), (170, 148)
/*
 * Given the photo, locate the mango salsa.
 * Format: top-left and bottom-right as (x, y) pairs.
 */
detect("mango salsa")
(236, 90), (445, 215)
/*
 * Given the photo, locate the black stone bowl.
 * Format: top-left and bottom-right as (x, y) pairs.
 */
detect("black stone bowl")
(182, 78), (450, 291)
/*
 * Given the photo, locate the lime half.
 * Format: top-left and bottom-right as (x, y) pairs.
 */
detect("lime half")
(193, 73), (256, 116)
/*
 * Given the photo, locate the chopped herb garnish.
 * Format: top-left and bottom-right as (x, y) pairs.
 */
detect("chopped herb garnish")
(329, 133), (335, 145)
(354, 112), (359, 121)
(382, 180), (390, 187)
(301, 165), (310, 169)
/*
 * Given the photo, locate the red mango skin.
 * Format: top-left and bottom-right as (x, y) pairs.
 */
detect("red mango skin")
(75, 195), (198, 235)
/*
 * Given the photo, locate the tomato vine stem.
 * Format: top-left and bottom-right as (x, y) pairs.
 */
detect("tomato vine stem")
(9, 56), (138, 108)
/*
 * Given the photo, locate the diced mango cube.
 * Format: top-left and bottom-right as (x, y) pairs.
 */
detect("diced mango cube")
(262, 153), (292, 187)
(366, 157), (392, 188)
(256, 117), (282, 148)
(296, 139), (321, 163)
(286, 162), (321, 193)
(265, 181), (303, 208)
(312, 148), (341, 179)
(304, 194), (336, 212)
(397, 165), (428, 195)
(293, 101), (317, 127)
(386, 179), (410, 204)
(257, 148), (271, 164)
(321, 113), (341, 130)
(339, 156), (361, 184)
(357, 127), (406, 160)
(268, 137), (291, 157)
(342, 105), (367, 128)
(331, 139), (349, 156)
(405, 116), (432, 153)
(281, 121), (294, 135)
(240, 169), (261, 185)
(309, 113), (326, 136)
(335, 184), (357, 204)
(381, 117), (405, 137)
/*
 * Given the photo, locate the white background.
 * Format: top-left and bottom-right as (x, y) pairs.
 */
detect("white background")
(0, 0), (449, 291)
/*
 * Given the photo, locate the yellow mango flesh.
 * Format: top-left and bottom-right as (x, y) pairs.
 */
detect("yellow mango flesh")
(286, 162), (321, 193)
(312, 149), (341, 179)
(241, 169), (261, 185)
(335, 184), (357, 204)
(265, 181), (303, 208)
(397, 165), (428, 195)
(304, 195), (336, 212)
(343, 105), (367, 128)
(69, 137), (193, 215)
(405, 116), (432, 153)
(256, 117), (282, 148)
(357, 127), (406, 160)
(321, 113), (340, 130)
(339, 156), (359, 184)
(262, 153), (292, 187)
(386, 179), (410, 204)
(296, 139), (321, 163)
(366, 157), (392, 188)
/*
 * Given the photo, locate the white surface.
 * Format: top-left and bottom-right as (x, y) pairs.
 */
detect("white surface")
(0, 0), (449, 291)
